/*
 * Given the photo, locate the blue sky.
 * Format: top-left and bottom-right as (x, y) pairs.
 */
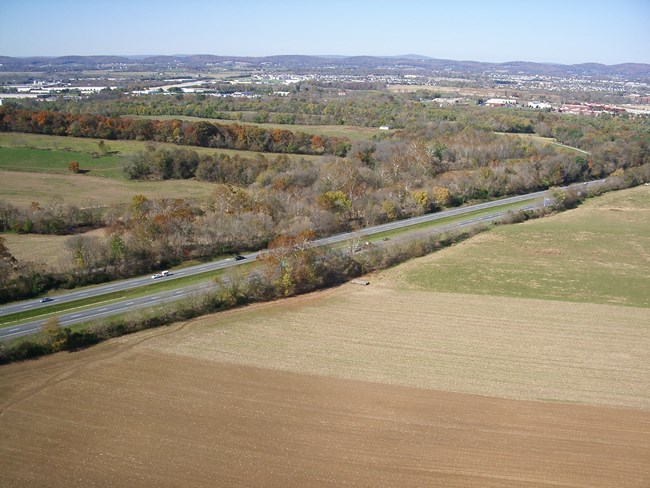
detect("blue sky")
(1, 0), (648, 64)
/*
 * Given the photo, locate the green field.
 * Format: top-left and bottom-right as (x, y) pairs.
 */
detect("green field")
(0, 146), (125, 178)
(394, 186), (650, 307)
(0, 132), (322, 179)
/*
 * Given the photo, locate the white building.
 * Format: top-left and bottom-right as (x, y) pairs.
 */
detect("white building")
(528, 101), (552, 109)
(485, 98), (518, 107)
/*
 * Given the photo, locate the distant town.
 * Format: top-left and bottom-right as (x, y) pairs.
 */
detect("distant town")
(1, 54), (649, 116)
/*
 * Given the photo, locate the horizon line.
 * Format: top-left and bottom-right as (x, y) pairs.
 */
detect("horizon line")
(1, 53), (648, 67)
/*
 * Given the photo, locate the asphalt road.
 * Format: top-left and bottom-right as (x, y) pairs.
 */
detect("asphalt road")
(0, 180), (604, 340)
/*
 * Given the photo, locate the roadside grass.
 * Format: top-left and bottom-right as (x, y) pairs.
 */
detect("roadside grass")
(395, 186), (650, 307)
(130, 115), (389, 140)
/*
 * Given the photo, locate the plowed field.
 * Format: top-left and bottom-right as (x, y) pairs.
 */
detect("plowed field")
(1, 333), (648, 488)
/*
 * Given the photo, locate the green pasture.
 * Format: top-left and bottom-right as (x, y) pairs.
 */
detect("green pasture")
(0, 146), (125, 178)
(400, 186), (650, 307)
(0, 132), (322, 178)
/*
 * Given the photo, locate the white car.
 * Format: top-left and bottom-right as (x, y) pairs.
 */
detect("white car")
(151, 273), (162, 279)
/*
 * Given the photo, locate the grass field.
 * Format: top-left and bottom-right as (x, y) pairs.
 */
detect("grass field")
(130, 114), (391, 140)
(2, 228), (106, 267)
(1, 186), (648, 487)
(0, 169), (220, 206)
(393, 185), (650, 307)
(0, 146), (126, 178)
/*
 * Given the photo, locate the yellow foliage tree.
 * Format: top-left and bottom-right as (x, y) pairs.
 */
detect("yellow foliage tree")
(432, 186), (451, 207)
(41, 316), (66, 350)
(411, 190), (429, 209)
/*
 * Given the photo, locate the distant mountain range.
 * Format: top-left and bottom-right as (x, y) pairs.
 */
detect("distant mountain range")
(1, 54), (648, 79)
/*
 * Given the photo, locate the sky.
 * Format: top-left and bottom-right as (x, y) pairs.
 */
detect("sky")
(1, 0), (649, 65)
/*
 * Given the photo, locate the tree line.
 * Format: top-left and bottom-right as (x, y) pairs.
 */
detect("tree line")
(0, 106), (350, 156)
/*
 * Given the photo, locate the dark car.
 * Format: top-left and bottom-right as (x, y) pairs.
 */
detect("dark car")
(235, 255), (246, 261)
(39, 297), (54, 303)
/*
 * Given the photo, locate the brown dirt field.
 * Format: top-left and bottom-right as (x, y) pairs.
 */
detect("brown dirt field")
(1, 332), (648, 488)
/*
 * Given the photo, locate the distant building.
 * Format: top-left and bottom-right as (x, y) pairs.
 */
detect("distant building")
(528, 101), (552, 109)
(432, 97), (464, 105)
(485, 98), (518, 107)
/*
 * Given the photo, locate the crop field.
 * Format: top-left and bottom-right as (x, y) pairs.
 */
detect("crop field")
(1, 187), (648, 487)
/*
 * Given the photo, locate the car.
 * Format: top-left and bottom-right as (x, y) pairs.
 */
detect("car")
(39, 297), (53, 303)
(235, 255), (246, 261)
(151, 273), (162, 279)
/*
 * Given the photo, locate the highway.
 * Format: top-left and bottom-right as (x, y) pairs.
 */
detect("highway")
(0, 181), (604, 340)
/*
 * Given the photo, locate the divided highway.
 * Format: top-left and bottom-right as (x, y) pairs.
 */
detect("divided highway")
(0, 181), (604, 340)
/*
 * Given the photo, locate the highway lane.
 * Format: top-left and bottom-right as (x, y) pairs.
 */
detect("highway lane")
(0, 252), (258, 317)
(0, 179), (605, 339)
(0, 201), (539, 340)
(0, 281), (217, 340)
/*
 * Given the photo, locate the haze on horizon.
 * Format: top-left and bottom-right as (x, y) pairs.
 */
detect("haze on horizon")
(1, 0), (649, 66)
